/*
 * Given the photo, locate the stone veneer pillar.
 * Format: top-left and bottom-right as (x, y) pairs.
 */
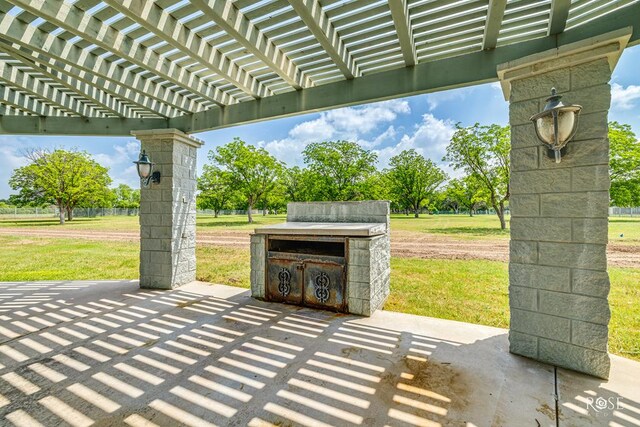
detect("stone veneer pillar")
(132, 129), (203, 290)
(498, 29), (631, 378)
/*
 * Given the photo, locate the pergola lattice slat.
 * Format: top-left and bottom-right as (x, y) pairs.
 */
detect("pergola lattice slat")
(0, 60), (95, 117)
(189, 0), (311, 90)
(483, 0), (508, 50)
(0, 0), (637, 133)
(549, 0), (572, 35)
(0, 44), (133, 118)
(287, 0), (359, 79)
(388, 0), (417, 66)
(0, 11), (208, 117)
(102, 0), (269, 99)
(0, 83), (64, 116)
(6, 0), (234, 107)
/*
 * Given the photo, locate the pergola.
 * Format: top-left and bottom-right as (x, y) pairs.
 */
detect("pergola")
(0, 0), (636, 134)
(0, 0), (638, 379)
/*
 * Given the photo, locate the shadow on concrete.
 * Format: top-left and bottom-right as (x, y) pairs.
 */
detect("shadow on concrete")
(0, 281), (636, 426)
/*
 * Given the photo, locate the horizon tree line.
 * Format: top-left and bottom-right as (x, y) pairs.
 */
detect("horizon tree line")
(5, 121), (639, 227)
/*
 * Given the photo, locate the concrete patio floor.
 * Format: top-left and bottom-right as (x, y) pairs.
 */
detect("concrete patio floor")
(0, 281), (637, 427)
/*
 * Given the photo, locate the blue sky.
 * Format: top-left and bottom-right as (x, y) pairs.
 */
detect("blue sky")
(1, 45), (639, 199)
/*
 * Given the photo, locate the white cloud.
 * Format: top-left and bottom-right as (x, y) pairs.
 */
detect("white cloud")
(611, 83), (640, 110)
(0, 137), (32, 199)
(260, 99), (411, 165)
(289, 116), (334, 141)
(375, 113), (456, 167)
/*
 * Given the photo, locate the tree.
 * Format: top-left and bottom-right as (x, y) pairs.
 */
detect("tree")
(258, 182), (287, 215)
(444, 174), (487, 216)
(609, 122), (640, 207)
(209, 138), (283, 223)
(111, 184), (140, 210)
(386, 149), (447, 217)
(282, 166), (315, 202)
(361, 171), (391, 201)
(302, 140), (378, 201)
(444, 124), (510, 229)
(197, 166), (235, 217)
(9, 149), (112, 224)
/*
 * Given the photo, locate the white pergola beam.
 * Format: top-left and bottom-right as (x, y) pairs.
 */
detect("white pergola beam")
(104, 0), (268, 99)
(0, 60), (95, 117)
(483, 0), (508, 50)
(0, 44), (131, 117)
(7, 0), (234, 107)
(0, 12), (201, 117)
(0, 83), (64, 117)
(549, 0), (572, 36)
(189, 0), (310, 90)
(287, 0), (358, 79)
(388, 0), (417, 67)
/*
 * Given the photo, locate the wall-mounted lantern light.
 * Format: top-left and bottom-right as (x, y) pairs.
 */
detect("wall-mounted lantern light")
(134, 150), (161, 187)
(530, 88), (582, 163)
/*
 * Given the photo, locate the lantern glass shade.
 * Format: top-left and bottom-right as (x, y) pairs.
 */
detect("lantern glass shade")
(534, 109), (578, 147)
(137, 162), (152, 179)
(133, 150), (156, 184)
(530, 88), (582, 163)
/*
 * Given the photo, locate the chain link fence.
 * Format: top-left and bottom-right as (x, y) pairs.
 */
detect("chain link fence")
(0, 207), (139, 218)
(2, 206), (638, 218)
(609, 207), (640, 216)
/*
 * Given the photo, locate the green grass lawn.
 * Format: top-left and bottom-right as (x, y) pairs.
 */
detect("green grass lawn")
(0, 235), (637, 361)
(1, 213), (639, 245)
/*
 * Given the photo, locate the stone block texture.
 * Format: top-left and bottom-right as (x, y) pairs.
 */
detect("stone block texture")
(250, 234), (266, 299)
(135, 130), (203, 290)
(507, 58), (611, 378)
(347, 235), (391, 316)
(287, 201), (391, 231)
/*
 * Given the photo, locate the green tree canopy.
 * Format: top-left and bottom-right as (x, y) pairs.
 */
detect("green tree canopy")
(444, 174), (487, 216)
(386, 149), (447, 217)
(302, 140), (378, 201)
(444, 124), (510, 229)
(282, 166), (316, 202)
(609, 121), (640, 207)
(197, 165), (235, 217)
(111, 184), (140, 209)
(9, 149), (112, 224)
(209, 138), (283, 223)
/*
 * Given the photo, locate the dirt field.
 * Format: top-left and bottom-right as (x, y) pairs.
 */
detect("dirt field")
(2, 227), (638, 268)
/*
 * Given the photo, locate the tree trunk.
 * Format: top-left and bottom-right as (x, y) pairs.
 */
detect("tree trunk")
(263, 207), (267, 216)
(496, 202), (506, 230)
(214, 210), (219, 218)
(58, 203), (65, 225)
(66, 206), (73, 221)
(247, 204), (253, 223)
(414, 206), (419, 218)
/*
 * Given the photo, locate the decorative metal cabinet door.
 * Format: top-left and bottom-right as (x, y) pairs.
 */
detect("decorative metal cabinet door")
(302, 261), (345, 311)
(267, 258), (303, 304)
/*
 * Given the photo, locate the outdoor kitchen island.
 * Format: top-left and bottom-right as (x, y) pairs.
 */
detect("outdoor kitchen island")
(250, 201), (391, 316)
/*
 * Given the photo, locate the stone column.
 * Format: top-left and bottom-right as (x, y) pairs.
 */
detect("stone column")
(497, 30), (630, 379)
(132, 129), (204, 290)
